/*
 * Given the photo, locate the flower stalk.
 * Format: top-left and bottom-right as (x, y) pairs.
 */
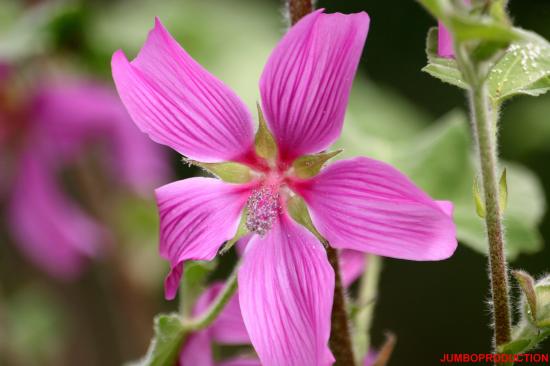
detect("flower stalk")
(183, 268), (238, 332)
(468, 81), (512, 347)
(326, 246), (356, 366)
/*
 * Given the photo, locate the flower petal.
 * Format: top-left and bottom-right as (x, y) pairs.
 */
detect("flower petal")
(292, 157), (457, 260)
(178, 331), (215, 366)
(31, 79), (168, 194)
(238, 214), (335, 366)
(156, 178), (252, 299)
(112, 18), (256, 164)
(437, 21), (454, 58)
(260, 10), (370, 163)
(9, 154), (104, 279)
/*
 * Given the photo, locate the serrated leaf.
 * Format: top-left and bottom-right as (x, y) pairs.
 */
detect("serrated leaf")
(488, 29), (550, 102)
(292, 150), (342, 179)
(255, 103), (277, 161)
(189, 160), (252, 184)
(129, 314), (186, 366)
(499, 168), (508, 213)
(472, 176), (486, 218)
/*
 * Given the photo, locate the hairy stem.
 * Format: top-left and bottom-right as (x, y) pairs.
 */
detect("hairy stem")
(287, 0), (314, 25)
(353, 254), (382, 364)
(326, 246), (356, 366)
(184, 268), (238, 331)
(469, 82), (512, 348)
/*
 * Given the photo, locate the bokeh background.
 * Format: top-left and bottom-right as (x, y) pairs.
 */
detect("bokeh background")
(0, 0), (549, 365)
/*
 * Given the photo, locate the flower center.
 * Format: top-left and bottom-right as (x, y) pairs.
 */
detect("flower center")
(245, 185), (280, 236)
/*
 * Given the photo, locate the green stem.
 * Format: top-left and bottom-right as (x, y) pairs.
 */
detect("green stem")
(353, 254), (382, 364)
(184, 269), (238, 331)
(469, 81), (512, 348)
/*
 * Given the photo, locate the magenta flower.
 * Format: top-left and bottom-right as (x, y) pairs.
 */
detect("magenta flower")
(179, 283), (260, 366)
(112, 10), (456, 365)
(7, 79), (168, 279)
(437, 0), (471, 58)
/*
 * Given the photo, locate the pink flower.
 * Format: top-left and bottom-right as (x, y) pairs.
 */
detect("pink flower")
(112, 10), (456, 365)
(7, 79), (168, 279)
(437, 0), (471, 58)
(179, 283), (260, 366)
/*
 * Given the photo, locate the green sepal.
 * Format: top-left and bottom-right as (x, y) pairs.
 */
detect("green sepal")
(126, 313), (186, 366)
(292, 150), (342, 179)
(220, 209), (249, 254)
(499, 168), (508, 214)
(512, 270), (537, 322)
(472, 176), (486, 218)
(287, 195), (325, 244)
(255, 103), (277, 161)
(186, 158), (252, 184)
(535, 276), (550, 328)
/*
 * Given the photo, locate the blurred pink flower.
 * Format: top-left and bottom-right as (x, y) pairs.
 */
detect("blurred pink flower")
(112, 10), (456, 365)
(178, 283), (259, 366)
(437, 0), (471, 58)
(6, 79), (168, 279)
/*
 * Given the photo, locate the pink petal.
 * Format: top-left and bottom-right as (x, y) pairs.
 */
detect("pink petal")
(238, 214), (335, 366)
(437, 21), (454, 58)
(291, 157), (457, 260)
(179, 331), (215, 366)
(9, 154), (104, 279)
(192, 283), (250, 344)
(437, 0), (470, 58)
(218, 358), (262, 366)
(340, 249), (367, 287)
(156, 178), (252, 299)
(112, 18), (257, 164)
(260, 10), (370, 163)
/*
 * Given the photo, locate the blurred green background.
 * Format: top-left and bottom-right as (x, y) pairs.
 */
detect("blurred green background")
(0, 0), (549, 365)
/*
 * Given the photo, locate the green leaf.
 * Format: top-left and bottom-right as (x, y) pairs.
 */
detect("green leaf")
(512, 270), (537, 321)
(188, 159), (252, 184)
(128, 314), (186, 366)
(255, 103), (277, 161)
(447, 15), (517, 43)
(416, 0), (447, 19)
(422, 28), (468, 89)
(499, 168), (508, 213)
(292, 150), (342, 179)
(472, 176), (486, 218)
(488, 29), (550, 102)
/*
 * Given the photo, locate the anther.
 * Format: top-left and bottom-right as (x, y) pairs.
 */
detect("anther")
(245, 186), (280, 236)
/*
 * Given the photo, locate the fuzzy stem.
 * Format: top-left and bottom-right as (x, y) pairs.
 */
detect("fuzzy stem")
(287, 0), (313, 25)
(184, 268), (238, 331)
(353, 254), (382, 364)
(469, 81), (512, 348)
(326, 246), (356, 366)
